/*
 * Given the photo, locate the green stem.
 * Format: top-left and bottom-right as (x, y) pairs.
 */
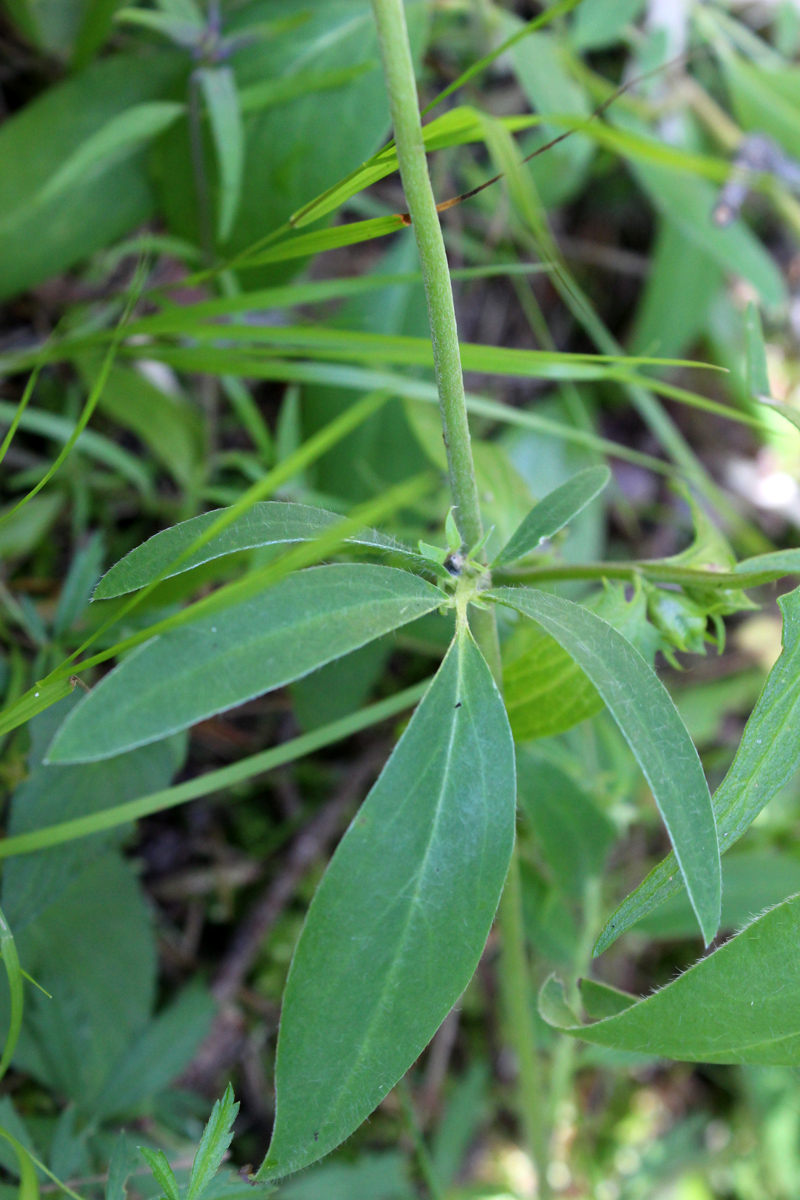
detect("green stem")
(497, 854), (550, 1196)
(397, 1077), (445, 1200)
(370, 4), (548, 1190)
(369, 0), (482, 550)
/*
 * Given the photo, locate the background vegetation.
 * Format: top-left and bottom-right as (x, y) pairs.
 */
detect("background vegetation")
(2, 0), (800, 1197)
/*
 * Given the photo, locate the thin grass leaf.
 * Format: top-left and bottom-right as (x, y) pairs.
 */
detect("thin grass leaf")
(187, 1085), (239, 1200)
(745, 299), (771, 399)
(37, 103), (184, 207)
(0, 908), (23, 1082)
(0, 680), (429, 861)
(0, 367), (41, 469)
(0, 676), (75, 741)
(46, 474), (436, 729)
(0, 1128), (39, 1200)
(197, 68), (244, 242)
(239, 64), (374, 115)
(94, 501), (437, 600)
(0, 400), (153, 497)
(58, 391), (393, 675)
(0, 268), (143, 533)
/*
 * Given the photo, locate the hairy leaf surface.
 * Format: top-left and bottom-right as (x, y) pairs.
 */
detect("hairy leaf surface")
(595, 585), (800, 954)
(49, 565), (447, 762)
(542, 892), (800, 1063)
(94, 502), (432, 599)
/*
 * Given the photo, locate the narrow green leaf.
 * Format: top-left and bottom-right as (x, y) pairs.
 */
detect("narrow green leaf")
(543, 892), (800, 1063)
(492, 466), (610, 567)
(94, 502), (436, 600)
(105, 1133), (136, 1200)
(0, 1127), (39, 1200)
(0, 907), (23, 1082)
(490, 586), (721, 944)
(238, 65), (374, 115)
(139, 1148), (179, 1200)
(36, 102), (184, 207)
(0, 677), (76, 742)
(187, 1085), (239, 1200)
(595, 584), (800, 955)
(0, 399), (153, 496)
(0, 681), (430, 862)
(47, 565), (447, 763)
(239, 216), (406, 268)
(197, 68), (244, 242)
(258, 625), (515, 1181)
(745, 299), (771, 399)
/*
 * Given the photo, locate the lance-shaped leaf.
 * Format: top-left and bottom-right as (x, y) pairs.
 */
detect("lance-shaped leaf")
(36, 102), (184, 208)
(48, 565), (447, 764)
(258, 626), (515, 1181)
(541, 891), (800, 1064)
(595, 584), (800, 955)
(491, 465), (610, 568)
(94, 502), (435, 599)
(490, 586), (720, 944)
(196, 67), (244, 243)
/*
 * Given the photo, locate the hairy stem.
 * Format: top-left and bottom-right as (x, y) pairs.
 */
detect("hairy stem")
(369, 0), (482, 549)
(370, 1), (548, 1190)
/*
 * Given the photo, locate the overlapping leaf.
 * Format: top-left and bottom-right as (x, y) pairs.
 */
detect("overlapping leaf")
(48, 565), (447, 762)
(490, 586), (721, 943)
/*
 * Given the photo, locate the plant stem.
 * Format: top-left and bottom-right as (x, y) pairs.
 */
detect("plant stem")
(370, 3), (548, 1191)
(369, 0), (482, 549)
(397, 1076), (445, 1200)
(497, 854), (551, 1196)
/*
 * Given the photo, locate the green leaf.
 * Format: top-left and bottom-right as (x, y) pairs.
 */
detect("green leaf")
(94, 502), (434, 600)
(139, 1148), (180, 1200)
(620, 118), (787, 307)
(76, 357), (204, 490)
(0, 908), (23, 1084)
(197, 67), (244, 243)
(0, 50), (183, 302)
(0, 1125), (39, 1200)
(258, 625), (515, 1180)
(635, 851), (800, 941)
(34, 102), (184, 209)
(1, 693), (185, 931)
(745, 299), (771, 399)
(490, 586), (721, 944)
(492, 466), (610, 567)
(630, 218), (723, 359)
(15, 852), (155, 1109)
(503, 620), (604, 742)
(48, 565), (447, 763)
(722, 50), (800, 161)
(595, 584), (800, 955)
(92, 983), (215, 1121)
(542, 891), (800, 1064)
(105, 1134), (137, 1200)
(187, 1084), (239, 1200)
(53, 533), (105, 638)
(517, 752), (615, 896)
(571, 0), (646, 50)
